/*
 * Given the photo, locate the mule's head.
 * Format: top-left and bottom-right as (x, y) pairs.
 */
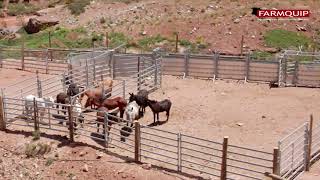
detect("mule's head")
(129, 93), (135, 102)
(67, 83), (80, 96)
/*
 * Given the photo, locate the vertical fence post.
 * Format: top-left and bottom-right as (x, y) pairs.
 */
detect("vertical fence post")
(105, 32), (109, 48)
(214, 52), (219, 80)
(177, 133), (182, 172)
(306, 114), (314, 171)
(154, 58), (158, 88)
(245, 53), (250, 82)
(93, 57), (96, 82)
(273, 147), (280, 179)
(134, 121), (141, 162)
(0, 96), (6, 131)
(278, 58), (282, 87)
(122, 80), (126, 99)
(112, 53), (116, 79)
(36, 71), (42, 98)
(240, 35), (244, 56)
(21, 40), (25, 71)
(33, 98), (39, 131)
(184, 52), (189, 77)
(293, 60), (299, 86)
(85, 59), (89, 88)
(104, 113), (109, 148)
(45, 50), (49, 74)
(137, 57), (141, 91)
(175, 33), (179, 53)
(221, 136), (228, 180)
(68, 105), (74, 142)
(48, 31), (53, 61)
(0, 48), (3, 68)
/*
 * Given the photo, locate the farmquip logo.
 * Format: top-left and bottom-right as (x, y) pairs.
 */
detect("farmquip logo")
(252, 7), (310, 20)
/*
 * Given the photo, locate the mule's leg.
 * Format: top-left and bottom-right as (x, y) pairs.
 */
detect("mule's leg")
(153, 112), (156, 124)
(166, 110), (170, 121)
(97, 123), (100, 133)
(120, 109), (124, 119)
(157, 113), (159, 122)
(57, 104), (60, 114)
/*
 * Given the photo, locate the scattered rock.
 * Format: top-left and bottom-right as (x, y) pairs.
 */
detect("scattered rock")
(296, 24), (307, 31)
(83, 164), (89, 172)
(237, 123), (244, 127)
(141, 163), (152, 170)
(96, 152), (103, 159)
(251, 35), (256, 39)
(24, 18), (59, 34)
(72, 176), (77, 180)
(122, 173), (128, 178)
(262, 115), (266, 118)
(79, 151), (86, 157)
(141, 31), (147, 36)
(233, 18), (240, 24)
(200, 9), (205, 13)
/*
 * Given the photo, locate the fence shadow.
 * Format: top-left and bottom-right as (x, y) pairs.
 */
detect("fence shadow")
(3, 129), (133, 163)
(3, 129), (208, 180)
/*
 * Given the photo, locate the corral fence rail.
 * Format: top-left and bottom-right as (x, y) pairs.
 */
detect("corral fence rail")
(277, 115), (320, 180)
(0, 93), (278, 180)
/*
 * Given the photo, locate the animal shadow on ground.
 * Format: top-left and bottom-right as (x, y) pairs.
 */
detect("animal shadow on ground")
(89, 132), (114, 148)
(146, 120), (168, 127)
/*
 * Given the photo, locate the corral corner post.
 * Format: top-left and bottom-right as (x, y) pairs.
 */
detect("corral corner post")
(245, 52), (251, 82)
(33, 98), (39, 132)
(36, 70), (42, 98)
(305, 114), (314, 171)
(134, 120), (141, 163)
(67, 105), (74, 142)
(137, 56), (141, 91)
(0, 95), (6, 131)
(221, 136), (228, 180)
(272, 147), (280, 180)
(21, 40), (25, 71)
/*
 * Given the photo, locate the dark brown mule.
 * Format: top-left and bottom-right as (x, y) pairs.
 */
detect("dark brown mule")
(147, 99), (172, 124)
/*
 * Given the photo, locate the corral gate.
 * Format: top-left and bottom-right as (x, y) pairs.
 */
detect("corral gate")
(278, 50), (320, 87)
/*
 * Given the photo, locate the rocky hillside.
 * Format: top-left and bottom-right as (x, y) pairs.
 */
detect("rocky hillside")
(1, 0), (320, 55)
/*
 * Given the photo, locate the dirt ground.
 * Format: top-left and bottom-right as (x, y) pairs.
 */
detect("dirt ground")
(1, 69), (320, 179)
(138, 75), (320, 151)
(0, 130), (185, 180)
(299, 160), (320, 180)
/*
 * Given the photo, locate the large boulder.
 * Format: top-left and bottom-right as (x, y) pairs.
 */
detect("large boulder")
(24, 18), (59, 34)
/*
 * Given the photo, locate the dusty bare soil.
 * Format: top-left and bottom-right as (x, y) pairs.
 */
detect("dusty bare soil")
(299, 160), (320, 180)
(138, 75), (320, 151)
(1, 69), (320, 179)
(0, 129), (186, 180)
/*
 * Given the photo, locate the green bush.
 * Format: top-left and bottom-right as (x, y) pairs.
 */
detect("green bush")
(66, 0), (91, 16)
(0, 27), (103, 49)
(138, 34), (166, 50)
(7, 3), (39, 16)
(109, 32), (131, 48)
(264, 29), (313, 50)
